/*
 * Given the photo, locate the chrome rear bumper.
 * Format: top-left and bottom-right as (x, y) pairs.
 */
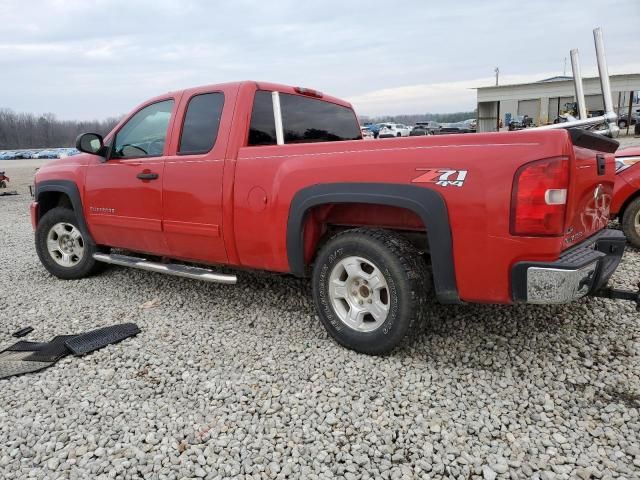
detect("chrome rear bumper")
(512, 229), (626, 304)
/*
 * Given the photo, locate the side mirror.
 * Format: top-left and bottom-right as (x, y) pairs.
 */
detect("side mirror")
(75, 133), (106, 156)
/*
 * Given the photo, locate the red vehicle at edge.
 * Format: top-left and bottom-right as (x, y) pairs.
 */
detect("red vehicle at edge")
(30, 81), (632, 354)
(612, 146), (640, 247)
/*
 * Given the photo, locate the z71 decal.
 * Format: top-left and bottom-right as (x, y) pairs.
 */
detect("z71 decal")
(411, 168), (468, 187)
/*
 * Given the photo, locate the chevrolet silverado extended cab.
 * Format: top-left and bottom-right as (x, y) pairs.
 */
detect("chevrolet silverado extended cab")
(31, 80), (631, 354)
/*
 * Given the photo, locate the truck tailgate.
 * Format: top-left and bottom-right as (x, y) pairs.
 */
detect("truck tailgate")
(563, 129), (619, 249)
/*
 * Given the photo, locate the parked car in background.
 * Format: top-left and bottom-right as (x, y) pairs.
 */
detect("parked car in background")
(437, 122), (475, 134)
(462, 118), (477, 132)
(508, 115), (535, 131)
(409, 121), (440, 136)
(362, 123), (381, 138)
(34, 150), (59, 159)
(378, 123), (411, 138)
(612, 146), (640, 248)
(360, 126), (374, 139)
(617, 111), (638, 129)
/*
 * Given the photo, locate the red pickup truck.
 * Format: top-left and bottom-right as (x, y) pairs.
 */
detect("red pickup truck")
(612, 146), (640, 247)
(31, 81), (632, 354)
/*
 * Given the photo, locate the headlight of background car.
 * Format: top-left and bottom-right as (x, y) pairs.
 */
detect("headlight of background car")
(616, 156), (640, 173)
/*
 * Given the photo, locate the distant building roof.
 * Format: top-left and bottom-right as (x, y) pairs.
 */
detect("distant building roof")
(476, 73), (640, 92)
(536, 76), (573, 83)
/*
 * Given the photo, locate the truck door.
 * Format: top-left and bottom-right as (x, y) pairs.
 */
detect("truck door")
(84, 98), (176, 255)
(161, 90), (229, 264)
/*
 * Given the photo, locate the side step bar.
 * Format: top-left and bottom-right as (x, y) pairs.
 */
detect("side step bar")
(93, 253), (237, 284)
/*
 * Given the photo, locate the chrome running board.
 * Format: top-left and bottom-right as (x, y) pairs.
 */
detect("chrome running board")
(93, 253), (237, 284)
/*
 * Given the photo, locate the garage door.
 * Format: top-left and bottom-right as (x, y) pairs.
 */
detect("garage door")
(518, 99), (540, 123)
(548, 96), (575, 121)
(585, 94), (604, 113)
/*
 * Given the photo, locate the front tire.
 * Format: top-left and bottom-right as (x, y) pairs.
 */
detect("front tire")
(621, 198), (640, 248)
(312, 228), (431, 355)
(35, 207), (104, 279)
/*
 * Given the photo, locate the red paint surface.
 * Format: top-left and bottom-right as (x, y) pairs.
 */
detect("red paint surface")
(612, 147), (640, 215)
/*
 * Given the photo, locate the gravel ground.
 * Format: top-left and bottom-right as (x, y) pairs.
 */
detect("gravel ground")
(0, 159), (639, 480)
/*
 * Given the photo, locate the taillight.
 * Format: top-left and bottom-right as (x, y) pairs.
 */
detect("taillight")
(510, 157), (569, 236)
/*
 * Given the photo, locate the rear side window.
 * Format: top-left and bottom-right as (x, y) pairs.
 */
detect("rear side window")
(280, 94), (361, 143)
(179, 93), (224, 154)
(248, 91), (276, 146)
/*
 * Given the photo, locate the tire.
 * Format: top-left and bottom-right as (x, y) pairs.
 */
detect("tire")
(396, 132), (402, 137)
(621, 198), (640, 249)
(619, 120), (628, 128)
(35, 207), (104, 279)
(312, 228), (431, 355)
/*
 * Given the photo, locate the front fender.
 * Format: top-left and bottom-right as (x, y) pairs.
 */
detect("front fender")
(34, 180), (95, 246)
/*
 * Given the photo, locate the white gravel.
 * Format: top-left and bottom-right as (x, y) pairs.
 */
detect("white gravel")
(1, 162), (639, 479)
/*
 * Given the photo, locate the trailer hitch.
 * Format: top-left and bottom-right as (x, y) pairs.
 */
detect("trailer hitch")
(593, 282), (640, 311)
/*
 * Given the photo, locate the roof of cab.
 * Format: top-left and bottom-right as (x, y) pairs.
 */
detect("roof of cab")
(170, 80), (353, 109)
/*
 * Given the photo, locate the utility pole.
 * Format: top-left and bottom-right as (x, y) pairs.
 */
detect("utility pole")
(563, 57), (567, 76)
(495, 67), (499, 86)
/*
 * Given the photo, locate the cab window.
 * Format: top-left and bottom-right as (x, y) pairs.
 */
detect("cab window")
(280, 93), (361, 144)
(112, 100), (174, 158)
(179, 93), (224, 154)
(248, 91), (277, 146)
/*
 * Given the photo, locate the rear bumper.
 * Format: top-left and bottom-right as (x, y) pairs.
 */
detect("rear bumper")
(512, 229), (625, 304)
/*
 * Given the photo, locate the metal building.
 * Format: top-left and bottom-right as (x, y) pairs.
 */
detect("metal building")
(476, 73), (640, 132)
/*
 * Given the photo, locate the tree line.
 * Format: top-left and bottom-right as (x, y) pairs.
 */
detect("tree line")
(0, 109), (121, 150)
(359, 111), (477, 125)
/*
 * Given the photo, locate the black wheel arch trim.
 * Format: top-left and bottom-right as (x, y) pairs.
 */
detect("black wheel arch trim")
(287, 183), (460, 303)
(34, 180), (95, 246)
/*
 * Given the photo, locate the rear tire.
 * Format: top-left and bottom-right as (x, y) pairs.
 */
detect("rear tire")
(619, 120), (628, 128)
(312, 228), (431, 355)
(35, 207), (105, 279)
(621, 198), (640, 248)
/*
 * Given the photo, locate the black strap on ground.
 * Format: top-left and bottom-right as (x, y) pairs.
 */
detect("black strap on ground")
(12, 326), (34, 338)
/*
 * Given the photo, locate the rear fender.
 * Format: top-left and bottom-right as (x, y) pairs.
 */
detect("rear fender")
(287, 183), (459, 303)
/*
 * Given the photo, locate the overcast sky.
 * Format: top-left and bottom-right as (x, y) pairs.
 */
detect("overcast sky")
(2, 0), (638, 120)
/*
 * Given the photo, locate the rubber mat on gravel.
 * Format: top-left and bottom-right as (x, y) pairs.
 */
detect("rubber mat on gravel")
(64, 323), (140, 355)
(0, 351), (53, 379)
(0, 323), (139, 379)
(23, 335), (78, 362)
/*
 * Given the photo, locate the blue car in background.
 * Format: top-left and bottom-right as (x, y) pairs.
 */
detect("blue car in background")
(363, 123), (382, 138)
